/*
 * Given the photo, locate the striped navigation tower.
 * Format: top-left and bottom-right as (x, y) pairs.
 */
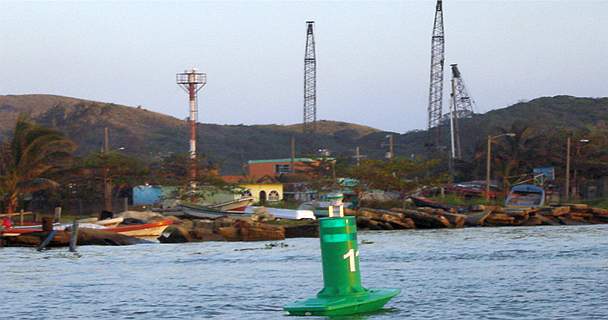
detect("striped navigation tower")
(177, 68), (207, 190)
(427, 0), (445, 146)
(303, 21), (317, 135)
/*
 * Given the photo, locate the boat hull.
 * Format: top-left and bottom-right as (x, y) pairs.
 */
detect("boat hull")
(108, 220), (172, 238)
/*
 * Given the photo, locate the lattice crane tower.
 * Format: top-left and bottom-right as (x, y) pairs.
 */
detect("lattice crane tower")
(427, 0), (445, 145)
(303, 21), (317, 134)
(449, 63), (475, 160)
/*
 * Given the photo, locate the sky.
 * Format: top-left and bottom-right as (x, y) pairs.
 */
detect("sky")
(0, 1), (607, 133)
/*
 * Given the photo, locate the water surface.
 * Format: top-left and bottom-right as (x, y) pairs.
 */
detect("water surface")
(1, 225), (607, 319)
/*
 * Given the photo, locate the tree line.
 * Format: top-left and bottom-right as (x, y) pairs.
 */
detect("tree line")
(2, 116), (607, 213)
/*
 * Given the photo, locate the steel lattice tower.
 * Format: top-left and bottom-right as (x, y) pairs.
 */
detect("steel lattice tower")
(427, 0), (445, 145)
(303, 21), (317, 134)
(449, 64), (474, 160)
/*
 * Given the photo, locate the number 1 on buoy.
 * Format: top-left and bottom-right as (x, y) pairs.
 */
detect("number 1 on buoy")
(343, 249), (360, 272)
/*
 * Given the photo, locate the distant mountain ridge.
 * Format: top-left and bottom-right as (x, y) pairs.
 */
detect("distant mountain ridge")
(0, 94), (381, 173)
(1, 94), (607, 174)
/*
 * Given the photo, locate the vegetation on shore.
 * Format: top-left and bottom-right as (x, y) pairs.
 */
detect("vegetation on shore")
(2, 94), (608, 213)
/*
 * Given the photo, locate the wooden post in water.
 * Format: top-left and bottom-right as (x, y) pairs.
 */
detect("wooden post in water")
(38, 217), (57, 251)
(69, 220), (79, 252)
(42, 217), (54, 232)
(54, 206), (62, 222)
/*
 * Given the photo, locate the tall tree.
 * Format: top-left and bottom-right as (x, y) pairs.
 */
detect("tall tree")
(348, 157), (443, 194)
(0, 116), (75, 213)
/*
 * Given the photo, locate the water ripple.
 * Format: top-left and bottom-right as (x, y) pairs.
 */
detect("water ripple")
(1, 225), (607, 319)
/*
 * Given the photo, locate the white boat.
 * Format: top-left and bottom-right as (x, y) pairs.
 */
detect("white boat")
(207, 197), (255, 212)
(245, 206), (316, 220)
(505, 184), (546, 208)
(77, 217), (124, 228)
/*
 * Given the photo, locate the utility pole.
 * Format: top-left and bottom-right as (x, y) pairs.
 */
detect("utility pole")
(177, 68), (207, 191)
(385, 135), (395, 160)
(355, 146), (362, 167)
(449, 75), (457, 161)
(427, 0), (445, 146)
(290, 136), (296, 173)
(485, 135), (492, 201)
(303, 21), (317, 135)
(565, 136), (571, 201)
(486, 133), (516, 201)
(103, 127), (112, 212)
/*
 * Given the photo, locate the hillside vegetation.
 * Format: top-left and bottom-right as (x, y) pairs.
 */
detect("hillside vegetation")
(1, 94), (607, 174)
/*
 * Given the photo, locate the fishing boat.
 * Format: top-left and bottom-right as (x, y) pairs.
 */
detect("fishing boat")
(77, 217), (124, 228)
(206, 196), (255, 212)
(244, 206), (316, 220)
(107, 219), (172, 238)
(1, 219), (172, 240)
(299, 193), (345, 218)
(179, 203), (250, 219)
(5, 217), (124, 232)
(409, 195), (452, 211)
(505, 184), (546, 208)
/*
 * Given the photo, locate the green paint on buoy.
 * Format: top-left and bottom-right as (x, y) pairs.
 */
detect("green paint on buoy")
(284, 216), (400, 316)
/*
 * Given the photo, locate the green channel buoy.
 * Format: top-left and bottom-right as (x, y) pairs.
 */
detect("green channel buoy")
(284, 215), (400, 316)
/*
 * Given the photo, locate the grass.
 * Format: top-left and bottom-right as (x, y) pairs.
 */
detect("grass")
(581, 198), (608, 209)
(425, 194), (505, 207)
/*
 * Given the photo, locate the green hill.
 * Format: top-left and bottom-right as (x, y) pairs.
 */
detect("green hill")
(1, 94), (607, 174)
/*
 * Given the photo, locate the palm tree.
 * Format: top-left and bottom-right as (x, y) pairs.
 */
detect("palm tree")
(489, 122), (543, 190)
(0, 116), (76, 213)
(471, 121), (545, 192)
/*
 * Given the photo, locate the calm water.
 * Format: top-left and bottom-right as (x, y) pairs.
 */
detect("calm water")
(1, 225), (607, 319)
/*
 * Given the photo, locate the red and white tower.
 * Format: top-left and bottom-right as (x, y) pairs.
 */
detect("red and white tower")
(177, 68), (207, 189)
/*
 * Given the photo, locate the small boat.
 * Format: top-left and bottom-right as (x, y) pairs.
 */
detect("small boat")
(505, 184), (545, 208)
(106, 219), (173, 238)
(299, 193), (345, 217)
(78, 217), (124, 228)
(6, 217), (124, 232)
(179, 203), (251, 219)
(244, 206), (316, 220)
(1, 219), (172, 240)
(409, 196), (451, 211)
(207, 196), (255, 212)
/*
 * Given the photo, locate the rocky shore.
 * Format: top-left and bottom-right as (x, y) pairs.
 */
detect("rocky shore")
(159, 214), (318, 243)
(3, 204), (607, 247)
(353, 204), (608, 230)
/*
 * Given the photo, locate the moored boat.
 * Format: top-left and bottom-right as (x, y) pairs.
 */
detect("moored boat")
(207, 197), (255, 212)
(107, 219), (172, 238)
(409, 195), (452, 211)
(179, 203), (250, 219)
(1, 219), (172, 240)
(505, 184), (545, 208)
(244, 206), (315, 220)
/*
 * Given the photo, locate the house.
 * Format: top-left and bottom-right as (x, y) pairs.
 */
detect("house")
(246, 158), (318, 179)
(240, 183), (284, 203)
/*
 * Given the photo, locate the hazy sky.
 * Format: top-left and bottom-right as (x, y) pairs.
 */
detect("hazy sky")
(1, 1), (606, 133)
